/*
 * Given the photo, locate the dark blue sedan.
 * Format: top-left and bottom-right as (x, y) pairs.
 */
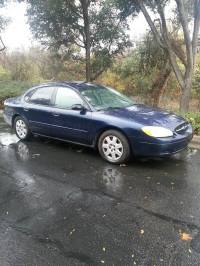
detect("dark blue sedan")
(3, 81), (193, 164)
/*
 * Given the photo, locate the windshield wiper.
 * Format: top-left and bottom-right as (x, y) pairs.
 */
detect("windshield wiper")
(97, 106), (122, 111)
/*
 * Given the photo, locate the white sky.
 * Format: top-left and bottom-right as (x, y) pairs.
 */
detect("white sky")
(0, 1), (149, 51)
(0, 2), (36, 50)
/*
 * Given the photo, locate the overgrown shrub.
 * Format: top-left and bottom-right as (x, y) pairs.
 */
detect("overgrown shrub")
(0, 81), (34, 108)
(183, 112), (200, 135)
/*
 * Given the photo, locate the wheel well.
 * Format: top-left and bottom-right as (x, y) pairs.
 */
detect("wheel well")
(12, 114), (20, 127)
(94, 127), (132, 151)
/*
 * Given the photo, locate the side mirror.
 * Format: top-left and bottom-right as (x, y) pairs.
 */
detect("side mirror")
(71, 104), (87, 112)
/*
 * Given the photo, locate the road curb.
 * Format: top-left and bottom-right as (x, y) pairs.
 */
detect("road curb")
(192, 135), (200, 144)
(190, 136), (200, 150)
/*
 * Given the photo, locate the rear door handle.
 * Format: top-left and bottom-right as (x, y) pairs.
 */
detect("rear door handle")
(52, 113), (60, 117)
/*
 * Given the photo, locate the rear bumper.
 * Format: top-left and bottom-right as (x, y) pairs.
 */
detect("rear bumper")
(130, 132), (193, 157)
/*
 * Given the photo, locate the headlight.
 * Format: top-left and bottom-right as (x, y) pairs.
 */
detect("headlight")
(142, 126), (173, 138)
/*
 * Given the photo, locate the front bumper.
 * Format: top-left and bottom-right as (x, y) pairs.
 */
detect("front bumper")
(130, 129), (193, 157)
(3, 110), (12, 127)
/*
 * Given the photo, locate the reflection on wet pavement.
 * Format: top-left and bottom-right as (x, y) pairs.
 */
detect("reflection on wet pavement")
(0, 132), (19, 146)
(0, 115), (200, 265)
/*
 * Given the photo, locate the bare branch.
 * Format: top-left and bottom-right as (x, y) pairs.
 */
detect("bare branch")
(175, 0), (193, 73)
(170, 38), (187, 67)
(68, 1), (83, 19)
(155, 0), (168, 39)
(155, 0), (185, 87)
(91, 68), (105, 81)
(70, 30), (85, 48)
(135, 0), (165, 48)
(0, 36), (5, 51)
(168, 49), (185, 88)
(192, 0), (200, 65)
(74, 40), (85, 48)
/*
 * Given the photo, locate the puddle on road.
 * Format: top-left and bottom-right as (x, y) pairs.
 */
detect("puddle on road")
(172, 148), (198, 161)
(0, 133), (19, 146)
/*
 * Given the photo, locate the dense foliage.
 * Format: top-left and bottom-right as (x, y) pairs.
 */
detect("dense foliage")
(116, 0), (200, 112)
(24, 0), (132, 81)
(0, 43), (199, 134)
(0, 47), (86, 107)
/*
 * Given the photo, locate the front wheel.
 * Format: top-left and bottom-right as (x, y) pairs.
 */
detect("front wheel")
(98, 130), (130, 164)
(14, 116), (32, 141)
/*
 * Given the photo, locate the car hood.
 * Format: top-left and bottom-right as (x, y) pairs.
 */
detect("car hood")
(102, 104), (186, 131)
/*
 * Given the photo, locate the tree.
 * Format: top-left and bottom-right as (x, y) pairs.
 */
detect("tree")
(24, 0), (133, 81)
(138, 33), (172, 107)
(0, 0), (8, 51)
(101, 35), (174, 106)
(118, 0), (200, 112)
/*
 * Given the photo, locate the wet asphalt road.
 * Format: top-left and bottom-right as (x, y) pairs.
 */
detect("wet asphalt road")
(0, 115), (200, 266)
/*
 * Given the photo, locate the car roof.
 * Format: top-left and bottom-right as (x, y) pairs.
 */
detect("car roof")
(33, 81), (99, 91)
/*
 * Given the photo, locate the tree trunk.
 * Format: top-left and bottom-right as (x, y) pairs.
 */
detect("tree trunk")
(151, 68), (171, 107)
(180, 78), (192, 112)
(137, 1), (200, 114)
(81, 0), (91, 82)
(85, 44), (91, 82)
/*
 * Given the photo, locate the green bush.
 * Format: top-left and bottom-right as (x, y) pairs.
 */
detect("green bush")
(0, 81), (35, 108)
(183, 112), (200, 135)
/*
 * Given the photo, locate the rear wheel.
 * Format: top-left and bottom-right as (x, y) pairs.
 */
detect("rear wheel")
(98, 130), (130, 164)
(14, 116), (31, 141)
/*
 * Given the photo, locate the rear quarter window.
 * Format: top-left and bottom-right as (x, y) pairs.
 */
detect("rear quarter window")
(25, 87), (55, 106)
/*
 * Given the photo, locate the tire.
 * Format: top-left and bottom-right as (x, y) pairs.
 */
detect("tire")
(98, 130), (130, 164)
(14, 116), (32, 141)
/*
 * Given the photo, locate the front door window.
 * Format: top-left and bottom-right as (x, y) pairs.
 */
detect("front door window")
(55, 87), (84, 109)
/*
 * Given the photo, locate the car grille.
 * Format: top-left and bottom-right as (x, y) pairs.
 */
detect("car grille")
(175, 122), (189, 134)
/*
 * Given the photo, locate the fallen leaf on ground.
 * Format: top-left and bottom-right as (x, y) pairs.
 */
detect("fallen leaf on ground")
(76, 149), (83, 153)
(32, 154), (40, 157)
(69, 229), (76, 235)
(140, 229), (144, 234)
(180, 232), (192, 241)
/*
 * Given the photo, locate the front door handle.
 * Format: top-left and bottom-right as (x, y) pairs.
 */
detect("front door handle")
(24, 108), (29, 112)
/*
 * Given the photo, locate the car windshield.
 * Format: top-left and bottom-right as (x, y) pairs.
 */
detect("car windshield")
(80, 85), (134, 111)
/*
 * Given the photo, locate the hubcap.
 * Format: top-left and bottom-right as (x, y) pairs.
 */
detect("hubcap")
(16, 120), (27, 139)
(102, 135), (123, 162)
